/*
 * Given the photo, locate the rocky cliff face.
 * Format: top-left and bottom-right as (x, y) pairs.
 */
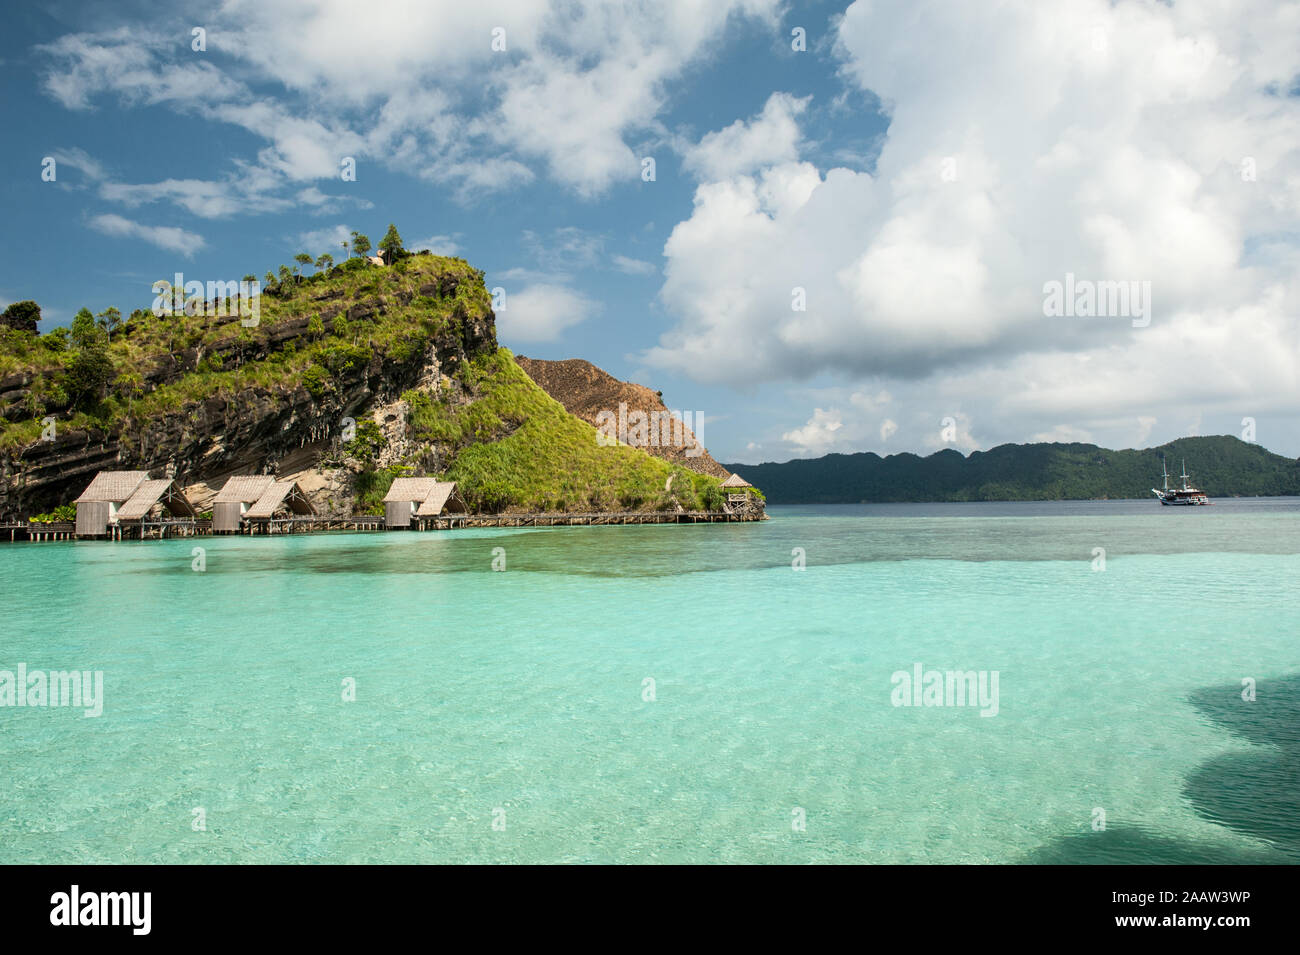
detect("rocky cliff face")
(515, 356), (731, 479)
(0, 256), (496, 519)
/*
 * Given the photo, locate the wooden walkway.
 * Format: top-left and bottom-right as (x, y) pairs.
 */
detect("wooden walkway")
(422, 510), (756, 529)
(0, 509), (762, 542)
(241, 516), (386, 535)
(2, 521), (75, 542)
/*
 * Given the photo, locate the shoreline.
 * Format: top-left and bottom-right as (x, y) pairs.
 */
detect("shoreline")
(0, 507), (767, 542)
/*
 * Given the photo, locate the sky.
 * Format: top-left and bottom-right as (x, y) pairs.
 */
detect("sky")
(1, 0), (1297, 463)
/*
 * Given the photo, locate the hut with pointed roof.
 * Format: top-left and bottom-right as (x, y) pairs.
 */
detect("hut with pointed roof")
(413, 481), (467, 529)
(212, 475), (276, 533)
(382, 477), (467, 529)
(73, 470), (150, 537)
(243, 480), (317, 529)
(74, 471), (196, 536)
(720, 472), (754, 504)
(115, 478), (197, 529)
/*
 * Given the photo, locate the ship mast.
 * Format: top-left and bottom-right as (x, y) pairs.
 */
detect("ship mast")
(1162, 458), (1169, 491)
(1180, 458), (1190, 490)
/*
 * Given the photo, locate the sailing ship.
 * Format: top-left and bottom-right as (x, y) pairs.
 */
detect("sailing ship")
(1151, 459), (1211, 506)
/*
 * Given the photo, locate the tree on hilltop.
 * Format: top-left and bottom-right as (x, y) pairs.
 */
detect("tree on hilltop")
(378, 224), (404, 260)
(96, 307), (122, 343)
(0, 300), (40, 333)
(70, 308), (101, 349)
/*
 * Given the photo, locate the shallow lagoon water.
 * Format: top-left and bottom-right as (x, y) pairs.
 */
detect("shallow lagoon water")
(1, 499), (1297, 863)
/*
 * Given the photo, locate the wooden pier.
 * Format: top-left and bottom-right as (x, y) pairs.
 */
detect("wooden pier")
(3, 521), (75, 542)
(0, 509), (762, 542)
(242, 515), (386, 535)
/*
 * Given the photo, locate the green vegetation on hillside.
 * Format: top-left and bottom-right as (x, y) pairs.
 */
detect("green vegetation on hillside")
(0, 250), (490, 451)
(406, 348), (725, 512)
(1, 231), (730, 515)
(726, 436), (1300, 503)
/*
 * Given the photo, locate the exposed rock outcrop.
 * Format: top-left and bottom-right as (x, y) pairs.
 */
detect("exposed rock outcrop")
(515, 356), (729, 479)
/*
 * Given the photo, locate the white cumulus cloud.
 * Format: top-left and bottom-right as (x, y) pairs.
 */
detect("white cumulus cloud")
(88, 213), (206, 257)
(643, 0), (1300, 453)
(497, 284), (600, 343)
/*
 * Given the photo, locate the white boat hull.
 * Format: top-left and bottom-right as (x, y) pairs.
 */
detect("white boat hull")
(1152, 490), (1211, 505)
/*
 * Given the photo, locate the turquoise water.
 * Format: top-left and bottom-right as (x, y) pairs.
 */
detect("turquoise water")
(1, 499), (1297, 864)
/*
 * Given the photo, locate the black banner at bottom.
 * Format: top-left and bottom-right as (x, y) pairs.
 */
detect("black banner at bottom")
(0, 864), (1287, 941)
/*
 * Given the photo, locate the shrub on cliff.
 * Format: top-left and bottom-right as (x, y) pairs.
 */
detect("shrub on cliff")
(302, 364), (329, 400)
(65, 345), (115, 410)
(347, 419), (386, 465)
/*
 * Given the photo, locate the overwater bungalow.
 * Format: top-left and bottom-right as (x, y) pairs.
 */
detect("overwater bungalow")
(243, 480), (317, 527)
(382, 477), (467, 529)
(115, 479), (197, 531)
(72, 471), (151, 536)
(73, 471), (196, 537)
(212, 475), (316, 532)
(212, 475), (277, 532)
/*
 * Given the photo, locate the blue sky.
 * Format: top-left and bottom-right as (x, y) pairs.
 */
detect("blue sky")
(2, 0), (1298, 461)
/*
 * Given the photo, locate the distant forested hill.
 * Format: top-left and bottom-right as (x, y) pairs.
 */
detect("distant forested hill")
(725, 436), (1300, 503)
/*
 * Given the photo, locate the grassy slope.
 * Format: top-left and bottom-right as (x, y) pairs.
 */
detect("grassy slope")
(404, 348), (726, 513)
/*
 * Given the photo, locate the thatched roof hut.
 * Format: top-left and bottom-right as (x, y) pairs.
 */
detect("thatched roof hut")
(214, 475), (276, 503)
(415, 482), (467, 519)
(383, 478), (466, 528)
(721, 472), (756, 506)
(72, 470), (150, 536)
(212, 475), (276, 532)
(74, 471), (149, 502)
(114, 479), (197, 524)
(244, 480), (316, 522)
(212, 475), (315, 530)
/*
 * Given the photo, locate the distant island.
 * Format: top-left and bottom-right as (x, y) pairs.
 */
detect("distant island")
(724, 436), (1300, 504)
